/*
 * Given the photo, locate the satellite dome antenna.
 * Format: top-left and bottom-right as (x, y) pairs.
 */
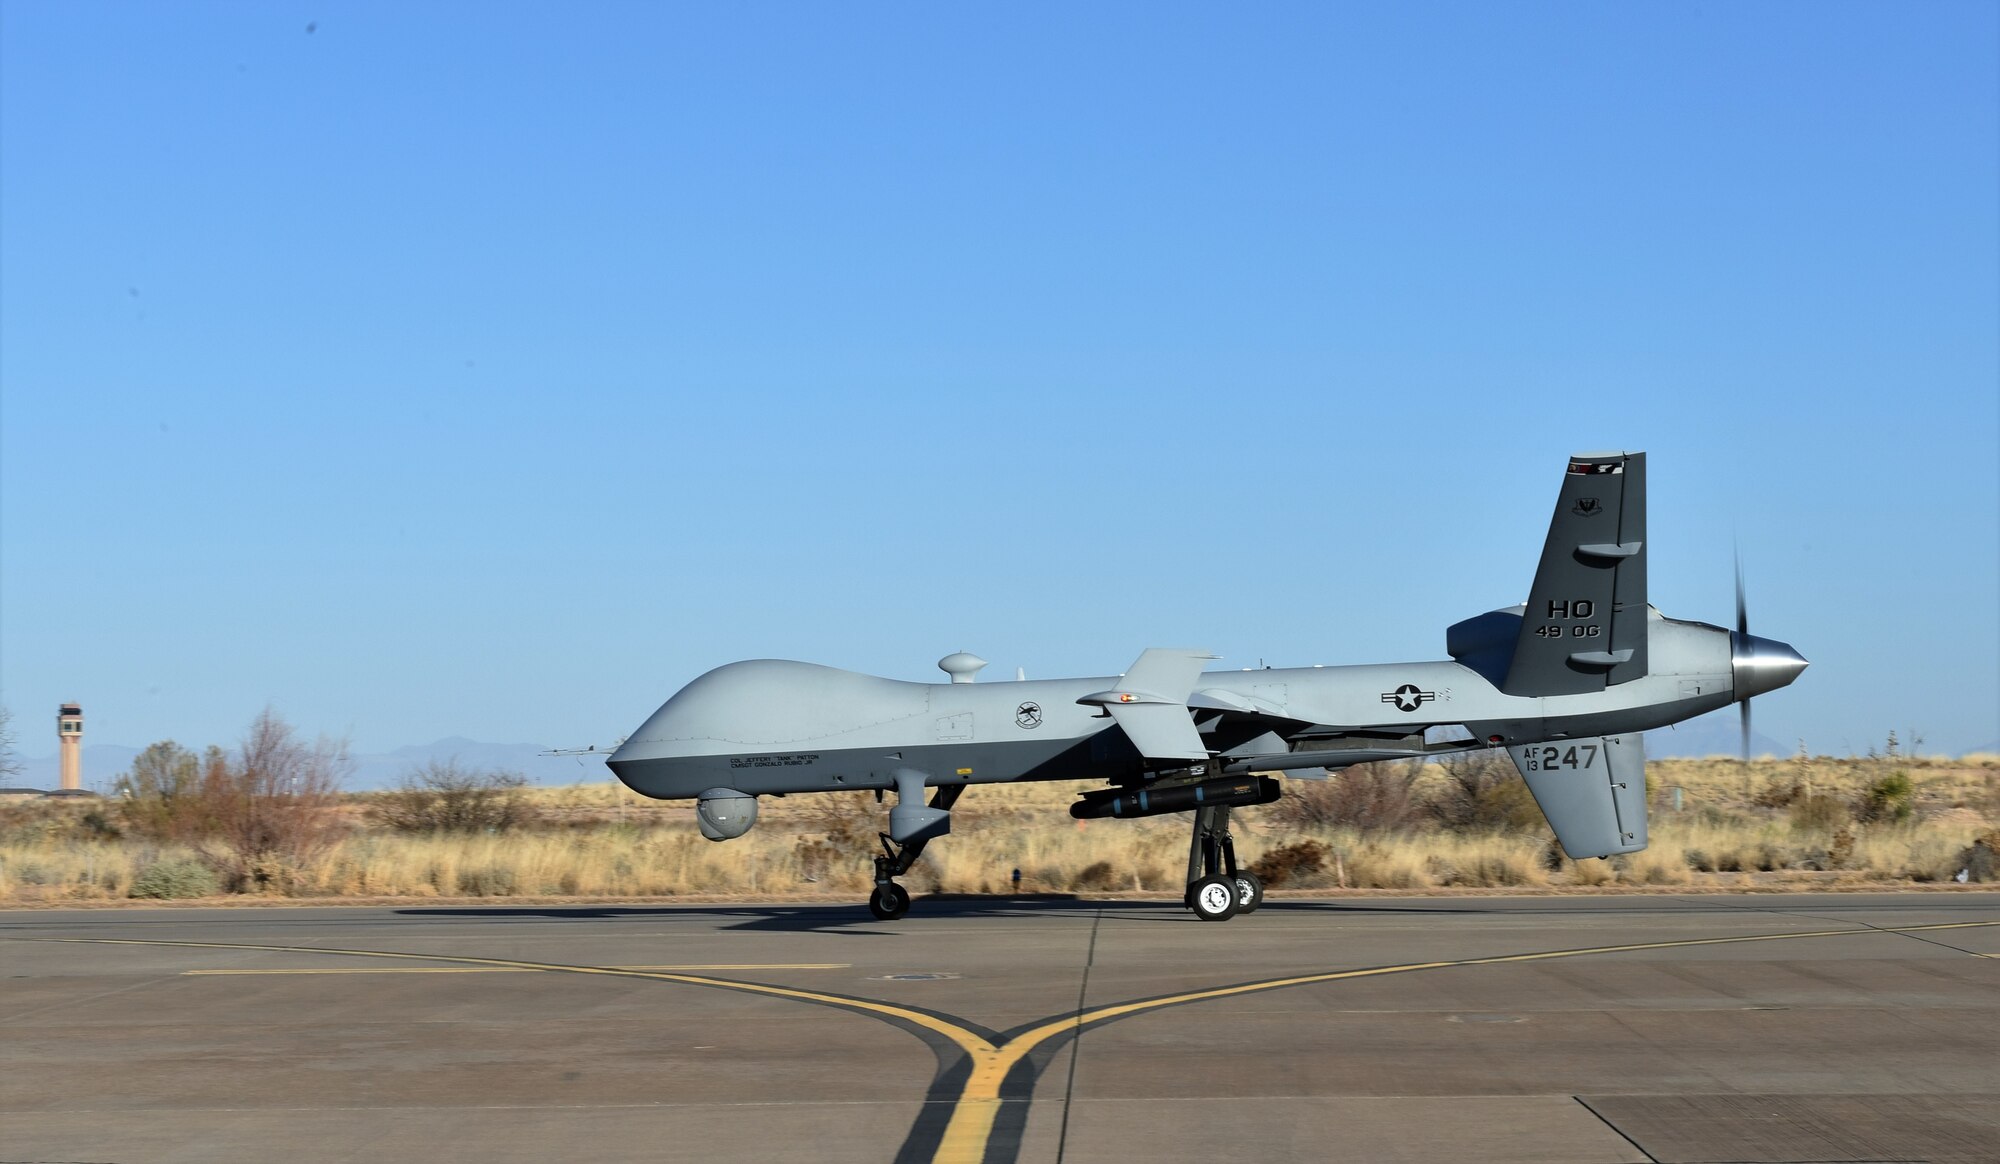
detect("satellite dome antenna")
(938, 651), (988, 683)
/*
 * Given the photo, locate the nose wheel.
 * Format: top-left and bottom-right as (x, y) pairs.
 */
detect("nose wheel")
(868, 837), (921, 920)
(868, 882), (911, 921)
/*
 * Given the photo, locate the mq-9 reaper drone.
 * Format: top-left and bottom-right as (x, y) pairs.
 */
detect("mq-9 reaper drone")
(606, 452), (1807, 921)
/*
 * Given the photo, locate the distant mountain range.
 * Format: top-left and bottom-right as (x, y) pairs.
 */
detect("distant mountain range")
(10, 737), (612, 793)
(1642, 710), (1789, 759)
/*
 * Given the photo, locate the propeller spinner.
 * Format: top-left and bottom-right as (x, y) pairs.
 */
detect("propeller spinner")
(1730, 555), (1809, 759)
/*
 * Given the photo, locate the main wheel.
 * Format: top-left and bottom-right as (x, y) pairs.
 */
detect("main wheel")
(868, 883), (911, 921)
(1187, 875), (1240, 921)
(1232, 869), (1265, 914)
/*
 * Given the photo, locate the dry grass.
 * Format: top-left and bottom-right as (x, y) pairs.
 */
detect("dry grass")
(4, 753), (1997, 903)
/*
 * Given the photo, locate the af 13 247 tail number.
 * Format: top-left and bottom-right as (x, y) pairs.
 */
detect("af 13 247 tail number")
(1519, 744), (1601, 772)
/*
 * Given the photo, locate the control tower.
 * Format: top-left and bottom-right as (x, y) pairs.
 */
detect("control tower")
(58, 704), (82, 791)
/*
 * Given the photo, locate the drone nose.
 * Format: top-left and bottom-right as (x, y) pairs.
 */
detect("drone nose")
(1731, 633), (1808, 700)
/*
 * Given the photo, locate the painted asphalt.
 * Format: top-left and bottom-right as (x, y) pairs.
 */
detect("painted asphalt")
(4, 892), (1997, 1163)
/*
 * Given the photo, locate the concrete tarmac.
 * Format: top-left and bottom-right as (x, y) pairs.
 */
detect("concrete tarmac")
(3, 893), (1997, 1164)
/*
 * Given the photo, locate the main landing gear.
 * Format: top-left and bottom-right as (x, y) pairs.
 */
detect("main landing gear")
(867, 782), (962, 921)
(1184, 804), (1263, 922)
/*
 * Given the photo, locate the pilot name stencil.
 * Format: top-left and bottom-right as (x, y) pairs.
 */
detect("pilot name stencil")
(728, 753), (820, 769)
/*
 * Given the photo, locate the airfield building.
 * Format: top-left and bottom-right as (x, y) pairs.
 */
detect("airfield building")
(58, 703), (82, 791)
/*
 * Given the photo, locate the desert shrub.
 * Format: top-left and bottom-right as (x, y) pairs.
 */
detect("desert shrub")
(1433, 850), (1544, 887)
(456, 865), (519, 896)
(1692, 806), (1740, 829)
(1855, 770), (1916, 824)
(375, 762), (536, 834)
(82, 810), (121, 840)
(1619, 847), (1691, 885)
(1970, 771), (2000, 820)
(1686, 841), (1785, 873)
(1790, 793), (1849, 832)
(793, 837), (839, 882)
(190, 711), (349, 892)
(1955, 830), (2000, 883)
(1753, 775), (1802, 808)
(108, 713), (347, 893)
(0, 800), (109, 844)
(1071, 860), (1119, 891)
(1344, 843), (1430, 888)
(904, 862), (943, 894)
(1269, 762), (1423, 830)
(129, 857), (220, 899)
(1247, 840), (1327, 887)
(1428, 750), (1544, 832)
(803, 791), (879, 847)
(117, 741), (227, 841)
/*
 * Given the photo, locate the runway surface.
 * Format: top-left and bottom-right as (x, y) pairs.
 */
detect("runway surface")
(4, 892), (1997, 1163)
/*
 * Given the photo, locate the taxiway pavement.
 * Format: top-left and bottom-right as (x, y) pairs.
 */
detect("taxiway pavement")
(4, 892), (1997, 1163)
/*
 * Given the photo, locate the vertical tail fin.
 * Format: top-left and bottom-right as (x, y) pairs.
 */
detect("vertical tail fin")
(1502, 451), (1649, 696)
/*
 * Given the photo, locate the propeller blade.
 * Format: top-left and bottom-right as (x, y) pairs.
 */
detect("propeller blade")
(1735, 547), (1751, 761)
(1734, 550), (1749, 639)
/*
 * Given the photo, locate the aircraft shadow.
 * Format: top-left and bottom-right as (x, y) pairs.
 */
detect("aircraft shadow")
(396, 896), (1126, 933)
(389, 895), (1508, 932)
(383, 893), (1947, 931)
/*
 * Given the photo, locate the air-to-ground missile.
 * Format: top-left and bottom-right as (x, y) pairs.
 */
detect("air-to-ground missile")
(1069, 776), (1282, 820)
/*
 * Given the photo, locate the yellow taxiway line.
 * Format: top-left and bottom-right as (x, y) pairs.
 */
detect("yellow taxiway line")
(40, 918), (1999, 1164)
(42, 937), (994, 1064)
(182, 963), (850, 975)
(927, 918), (2000, 1161)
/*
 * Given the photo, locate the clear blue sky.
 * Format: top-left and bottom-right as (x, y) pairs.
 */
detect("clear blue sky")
(3, 1), (1995, 760)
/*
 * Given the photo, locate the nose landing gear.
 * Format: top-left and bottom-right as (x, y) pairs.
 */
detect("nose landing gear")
(865, 781), (963, 921)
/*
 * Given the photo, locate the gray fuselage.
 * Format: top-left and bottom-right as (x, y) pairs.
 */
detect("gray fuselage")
(606, 609), (1738, 801)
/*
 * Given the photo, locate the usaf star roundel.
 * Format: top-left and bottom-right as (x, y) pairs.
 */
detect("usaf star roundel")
(1381, 684), (1436, 714)
(1015, 702), (1043, 729)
